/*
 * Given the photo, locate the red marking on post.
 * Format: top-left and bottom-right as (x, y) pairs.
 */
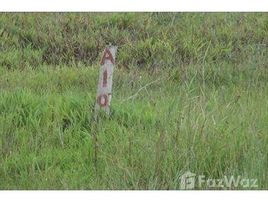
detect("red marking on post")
(103, 69), (108, 87)
(97, 94), (108, 107)
(100, 48), (115, 65)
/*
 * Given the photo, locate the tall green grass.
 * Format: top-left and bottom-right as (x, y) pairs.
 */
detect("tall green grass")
(0, 13), (267, 189)
(0, 13), (267, 69)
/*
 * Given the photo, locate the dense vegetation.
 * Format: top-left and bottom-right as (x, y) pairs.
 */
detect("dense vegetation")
(0, 13), (267, 189)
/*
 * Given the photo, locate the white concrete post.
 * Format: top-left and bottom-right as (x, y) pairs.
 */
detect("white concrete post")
(94, 46), (117, 118)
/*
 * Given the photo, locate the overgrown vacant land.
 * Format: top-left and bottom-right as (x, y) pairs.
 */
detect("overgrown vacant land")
(0, 13), (267, 189)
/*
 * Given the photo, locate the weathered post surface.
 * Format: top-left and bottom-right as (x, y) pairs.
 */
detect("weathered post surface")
(94, 46), (117, 118)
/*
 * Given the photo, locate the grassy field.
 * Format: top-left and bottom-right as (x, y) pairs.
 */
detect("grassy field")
(0, 13), (267, 189)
